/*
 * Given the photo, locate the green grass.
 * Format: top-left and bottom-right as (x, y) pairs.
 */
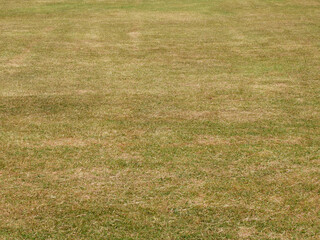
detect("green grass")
(0, 0), (319, 239)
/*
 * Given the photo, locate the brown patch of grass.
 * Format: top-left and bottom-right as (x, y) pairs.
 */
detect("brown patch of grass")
(154, 12), (205, 23)
(238, 227), (256, 238)
(197, 135), (231, 146)
(252, 83), (290, 93)
(151, 110), (214, 120)
(196, 135), (304, 146)
(218, 109), (273, 122)
(7, 48), (31, 67)
(128, 31), (141, 39)
(44, 138), (90, 147)
(1, 89), (96, 97)
(119, 152), (141, 160)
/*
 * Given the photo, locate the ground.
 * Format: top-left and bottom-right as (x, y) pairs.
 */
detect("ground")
(0, 0), (319, 239)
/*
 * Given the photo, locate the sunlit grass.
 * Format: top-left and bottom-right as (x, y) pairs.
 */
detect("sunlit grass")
(0, 0), (319, 239)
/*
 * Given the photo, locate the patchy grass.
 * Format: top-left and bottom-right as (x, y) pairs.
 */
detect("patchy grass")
(0, 0), (319, 239)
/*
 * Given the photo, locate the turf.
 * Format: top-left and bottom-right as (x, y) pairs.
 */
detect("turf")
(0, 0), (320, 239)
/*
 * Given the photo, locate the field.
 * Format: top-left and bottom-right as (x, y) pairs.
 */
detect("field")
(0, 0), (320, 239)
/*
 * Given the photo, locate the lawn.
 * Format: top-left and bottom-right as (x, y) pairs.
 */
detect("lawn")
(0, 0), (319, 239)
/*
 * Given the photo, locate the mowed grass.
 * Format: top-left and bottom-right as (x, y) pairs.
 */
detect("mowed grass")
(0, 0), (320, 239)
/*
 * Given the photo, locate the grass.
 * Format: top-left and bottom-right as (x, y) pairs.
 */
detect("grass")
(0, 0), (319, 239)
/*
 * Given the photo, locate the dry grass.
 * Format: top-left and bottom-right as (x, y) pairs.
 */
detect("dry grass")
(0, 0), (320, 239)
